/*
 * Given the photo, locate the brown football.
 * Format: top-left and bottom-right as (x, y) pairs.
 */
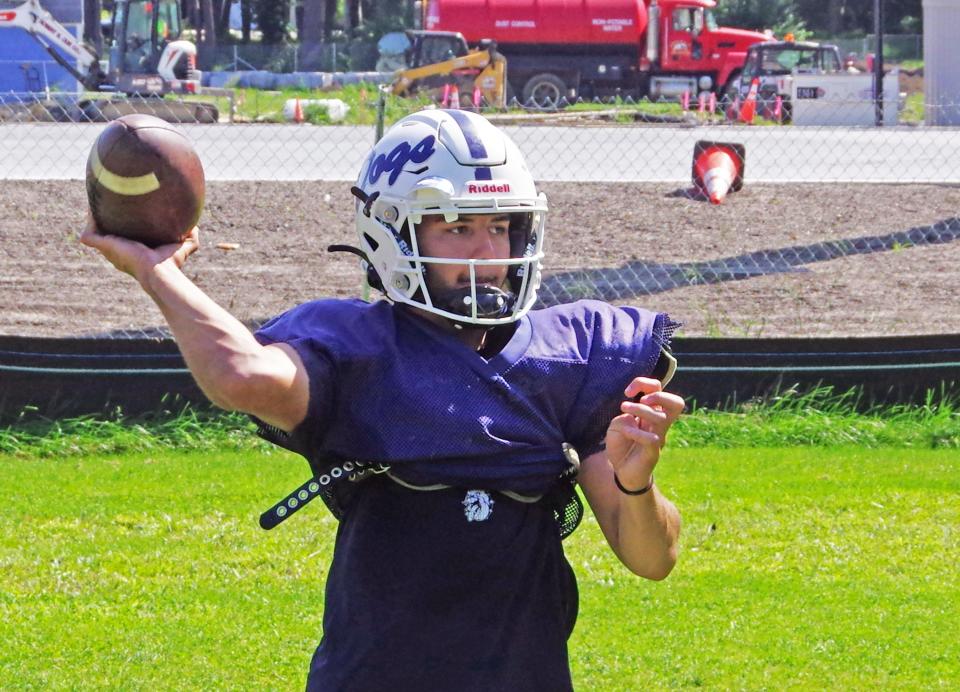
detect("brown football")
(86, 114), (205, 247)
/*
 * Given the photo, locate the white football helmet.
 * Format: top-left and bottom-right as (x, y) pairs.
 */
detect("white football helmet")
(349, 109), (547, 327)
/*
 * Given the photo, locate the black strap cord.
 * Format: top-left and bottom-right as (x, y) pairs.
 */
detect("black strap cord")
(259, 459), (391, 530)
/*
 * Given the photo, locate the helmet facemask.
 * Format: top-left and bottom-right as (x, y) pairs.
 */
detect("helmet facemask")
(409, 209), (545, 326)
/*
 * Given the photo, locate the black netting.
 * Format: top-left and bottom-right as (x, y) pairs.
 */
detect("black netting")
(544, 474), (584, 541)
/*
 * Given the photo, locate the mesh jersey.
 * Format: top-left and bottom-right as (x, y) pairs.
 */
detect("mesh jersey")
(255, 298), (676, 495)
(255, 299), (676, 689)
(306, 475), (579, 691)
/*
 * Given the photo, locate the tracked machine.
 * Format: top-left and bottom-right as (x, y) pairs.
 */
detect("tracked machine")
(391, 30), (507, 109)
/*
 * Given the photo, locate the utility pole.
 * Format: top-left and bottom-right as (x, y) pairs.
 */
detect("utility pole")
(874, 0), (884, 126)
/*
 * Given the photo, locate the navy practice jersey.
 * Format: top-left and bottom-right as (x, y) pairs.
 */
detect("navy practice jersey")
(255, 299), (676, 690)
(255, 298), (677, 496)
(305, 474), (580, 691)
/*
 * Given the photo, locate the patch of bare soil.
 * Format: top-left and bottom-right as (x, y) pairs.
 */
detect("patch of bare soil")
(1, 179), (958, 338)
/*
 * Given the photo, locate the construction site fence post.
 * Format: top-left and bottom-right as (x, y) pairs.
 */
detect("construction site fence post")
(375, 86), (387, 142)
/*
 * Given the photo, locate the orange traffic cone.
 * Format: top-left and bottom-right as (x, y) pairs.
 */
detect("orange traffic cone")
(738, 78), (759, 124)
(448, 84), (461, 109)
(293, 97), (305, 123)
(692, 140), (746, 205)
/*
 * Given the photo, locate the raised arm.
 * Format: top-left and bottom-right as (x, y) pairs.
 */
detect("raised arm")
(80, 222), (309, 432)
(578, 377), (684, 580)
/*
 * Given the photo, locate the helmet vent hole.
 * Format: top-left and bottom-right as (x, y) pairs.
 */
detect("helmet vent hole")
(363, 234), (380, 252)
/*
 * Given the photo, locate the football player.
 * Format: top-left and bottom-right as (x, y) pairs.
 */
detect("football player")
(81, 109), (684, 690)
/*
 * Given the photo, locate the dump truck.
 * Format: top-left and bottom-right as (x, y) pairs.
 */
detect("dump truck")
(423, 0), (770, 106)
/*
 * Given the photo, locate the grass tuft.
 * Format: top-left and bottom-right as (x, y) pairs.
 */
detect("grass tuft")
(675, 385), (959, 449)
(0, 406), (270, 457)
(2, 386), (957, 455)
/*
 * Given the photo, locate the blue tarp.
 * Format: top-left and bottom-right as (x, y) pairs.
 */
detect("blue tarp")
(203, 70), (394, 90)
(0, 0), (82, 94)
(0, 27), (81, 94)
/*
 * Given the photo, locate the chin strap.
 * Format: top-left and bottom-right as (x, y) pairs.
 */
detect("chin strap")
(327, 244), (386, 294)
(327, 244), (367, 261)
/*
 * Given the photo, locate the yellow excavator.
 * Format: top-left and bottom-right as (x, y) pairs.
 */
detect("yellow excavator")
(391, 30), (507, 109)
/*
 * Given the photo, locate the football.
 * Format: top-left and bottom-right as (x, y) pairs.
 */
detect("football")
(85, 114), (205, 247)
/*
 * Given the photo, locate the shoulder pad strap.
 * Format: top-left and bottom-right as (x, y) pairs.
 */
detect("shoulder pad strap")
(651, 347), (678, 387)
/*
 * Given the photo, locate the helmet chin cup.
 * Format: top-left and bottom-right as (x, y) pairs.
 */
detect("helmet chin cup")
(433, 285), (516, 322)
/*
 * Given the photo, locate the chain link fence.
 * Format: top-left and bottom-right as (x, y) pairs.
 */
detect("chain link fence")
(202, 37), (925, 74)
(208, 40), (379, 74)
(1, 86), (958, 340)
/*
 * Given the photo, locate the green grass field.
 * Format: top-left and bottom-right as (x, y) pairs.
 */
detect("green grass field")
(195, 77), (930, 127)
(1, 398), (958, 689)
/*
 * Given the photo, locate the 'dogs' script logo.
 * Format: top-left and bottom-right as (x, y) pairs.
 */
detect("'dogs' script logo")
(367, 135), (436, 186)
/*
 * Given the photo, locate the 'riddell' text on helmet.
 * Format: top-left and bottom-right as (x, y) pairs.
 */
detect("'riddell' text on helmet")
(351, 109), (547, 327)
(467, 182), (511, 194)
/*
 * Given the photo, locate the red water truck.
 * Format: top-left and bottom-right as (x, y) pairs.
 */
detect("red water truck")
(423, 0), (770, 106)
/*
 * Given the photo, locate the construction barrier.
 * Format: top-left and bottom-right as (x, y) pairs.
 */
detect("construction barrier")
(791, 70), (900, 126)
(0, 336), (204, 422)
(2, 334), (958, 422)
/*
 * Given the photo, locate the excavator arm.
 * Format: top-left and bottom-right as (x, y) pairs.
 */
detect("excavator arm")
(1, 0), (218, 122)
(0, 0), (108, 90)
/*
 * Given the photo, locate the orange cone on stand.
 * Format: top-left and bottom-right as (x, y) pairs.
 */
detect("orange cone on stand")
(293, 97), (305, 123)
(738, 78), (759, 124)
(691, 140), (746, 205)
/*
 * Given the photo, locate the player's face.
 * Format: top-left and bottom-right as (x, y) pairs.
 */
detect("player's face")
(415, 213), (512, 292)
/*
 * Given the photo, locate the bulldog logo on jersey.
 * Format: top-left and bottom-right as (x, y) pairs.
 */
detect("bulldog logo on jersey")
(462, 489), (494, 522)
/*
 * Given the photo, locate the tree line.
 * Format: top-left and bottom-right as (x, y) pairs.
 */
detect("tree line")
(716, 0), (922, 38)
